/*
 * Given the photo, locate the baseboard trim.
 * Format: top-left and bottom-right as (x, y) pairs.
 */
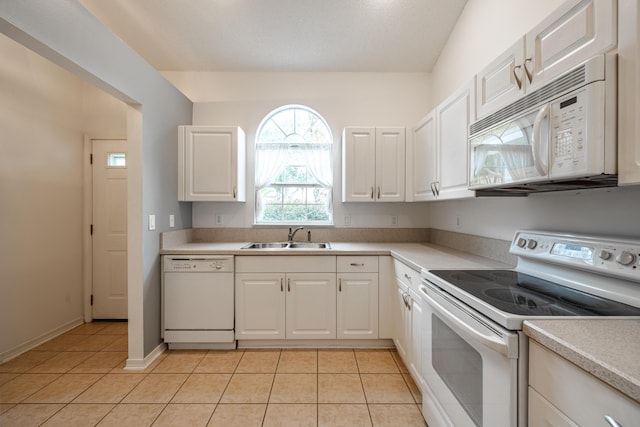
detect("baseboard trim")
(0, 317), (84, 364)
(237, 338), (395, 349)
(125, 342), (167, 370)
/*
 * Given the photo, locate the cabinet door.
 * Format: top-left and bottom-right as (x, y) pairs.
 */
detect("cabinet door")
(525, 0), (616, 92)
(436, 81), (476, 200)
(408, 287), (425, 389)
(342, 127), (376, 202)
(394, 280), (411, 362)
(286, 273), (337, 339)
(337, 273), (379, 339)
(411, 114), (438, 201)
(476, 37), (526, 119)
(528, 387), (579, 427)
(618, 0), (640, 185)
(179, 126), (245, 202)
(235, 273), (285, 340)
(375, 128), (405, 202)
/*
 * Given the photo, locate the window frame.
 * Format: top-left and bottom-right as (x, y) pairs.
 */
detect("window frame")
(254, 105), (334, 226)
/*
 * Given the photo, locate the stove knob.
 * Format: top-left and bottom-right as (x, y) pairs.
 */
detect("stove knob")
(616, 251), (636, 266)
(599, 250), (612, 260)
(516, 238), (527, 248)
(526, 239), (538, 249)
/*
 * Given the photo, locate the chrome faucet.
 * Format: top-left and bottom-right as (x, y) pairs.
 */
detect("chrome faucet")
(287, 226), (304, 242)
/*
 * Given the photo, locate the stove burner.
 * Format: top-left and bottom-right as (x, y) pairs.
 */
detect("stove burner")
(483, 288), (554, 308)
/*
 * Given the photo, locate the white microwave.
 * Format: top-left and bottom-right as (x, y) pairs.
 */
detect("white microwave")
(468, 55), (617, 195)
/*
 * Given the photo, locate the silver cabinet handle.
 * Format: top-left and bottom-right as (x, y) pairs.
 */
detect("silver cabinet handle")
(513, 65), (523, 89)
(604, 416), (622, 427)
(430, 182), (436, 197)
(434, 181), (440, 197)
(350, 263), (364, 267)
(404, 273), (412, 281)
(523, 58), (533, 84)
(280, 278), (283, 292)
(370, 187), (374, 199)
(287, 278), (291, 292)
(339, 278), (342, 292)
(233, 186), (237, 199)
(377, 187), (381, 199)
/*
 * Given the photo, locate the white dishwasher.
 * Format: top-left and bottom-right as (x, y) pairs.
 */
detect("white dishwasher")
(162, 255), (235, 349)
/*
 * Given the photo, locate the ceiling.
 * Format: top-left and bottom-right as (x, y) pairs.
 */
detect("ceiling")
(78, 0), (467, 72)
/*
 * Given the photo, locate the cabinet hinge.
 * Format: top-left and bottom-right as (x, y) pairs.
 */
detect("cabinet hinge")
(90, 294), (94, 306)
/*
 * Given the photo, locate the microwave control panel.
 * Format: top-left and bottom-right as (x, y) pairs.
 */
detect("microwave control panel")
(548, 81), (605, 176)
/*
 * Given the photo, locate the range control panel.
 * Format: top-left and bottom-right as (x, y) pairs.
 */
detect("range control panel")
(511, 231), (640, 281)
(164, 256), (234, 273)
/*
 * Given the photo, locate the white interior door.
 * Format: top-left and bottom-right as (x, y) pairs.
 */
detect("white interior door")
(92, 139), (128, 319)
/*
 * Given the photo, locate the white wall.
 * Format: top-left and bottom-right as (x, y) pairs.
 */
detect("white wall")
(0, 34), (127, 360)
(163, 71), (432, 229)
(428, 0), (640, 241)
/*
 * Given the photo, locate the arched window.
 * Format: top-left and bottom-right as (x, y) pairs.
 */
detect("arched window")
(255, 105), (333, 224)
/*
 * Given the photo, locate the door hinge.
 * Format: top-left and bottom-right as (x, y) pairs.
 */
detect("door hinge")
(90, 294), (94, 305)
(90, 224), (93, 235)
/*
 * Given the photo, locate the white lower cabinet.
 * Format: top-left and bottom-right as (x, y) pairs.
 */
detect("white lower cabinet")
(235, 256), (337, 340)
(337, 256), (379, 340)
(286, 273), (336, 339)
(235, 273), (286, 339)
(393, 259), (425, 388)
(528, 340), (640, 427)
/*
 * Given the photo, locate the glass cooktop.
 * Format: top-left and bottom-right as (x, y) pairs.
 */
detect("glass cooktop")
(428, 270), (640, 316)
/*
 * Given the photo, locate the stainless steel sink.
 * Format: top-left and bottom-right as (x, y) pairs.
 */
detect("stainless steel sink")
(287, 242), (331, 249)
(241, 242), (331, 249)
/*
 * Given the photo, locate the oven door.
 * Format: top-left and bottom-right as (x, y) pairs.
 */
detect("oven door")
(419, 280), (520, 427)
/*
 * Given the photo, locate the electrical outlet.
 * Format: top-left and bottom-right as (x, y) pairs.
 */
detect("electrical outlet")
(344, 215), (351, 226)
(391, 215), (398, 226)
(215, 214), (223, 225)
(169, 214), (175, 228)
(149, 214), (156, 231)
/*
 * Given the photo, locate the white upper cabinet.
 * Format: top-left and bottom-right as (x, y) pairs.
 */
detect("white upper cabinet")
(409, 81), (475, 201)
(435, 80), (476, 200)
(178, 126), (246, 202)
(618, 0), (640, 185)
(476, 0), (616, 119)
(342, 127), (405, 202)
(408, 112), (438, 201)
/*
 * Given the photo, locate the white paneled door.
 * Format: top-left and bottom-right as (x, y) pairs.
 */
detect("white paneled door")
(92, 139), (128, 319)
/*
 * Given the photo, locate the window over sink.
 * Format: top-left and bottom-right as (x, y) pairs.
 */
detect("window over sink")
(254, 105), (333, 225)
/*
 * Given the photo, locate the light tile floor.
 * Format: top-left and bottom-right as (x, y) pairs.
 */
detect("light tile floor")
(0, 322), (426, 426)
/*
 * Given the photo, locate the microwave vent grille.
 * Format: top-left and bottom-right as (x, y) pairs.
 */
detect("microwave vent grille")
(470, 65), (586, 136)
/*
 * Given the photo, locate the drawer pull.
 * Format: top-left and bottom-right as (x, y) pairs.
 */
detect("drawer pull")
(404, 273), (412, 281)
(288, 278), (291, 292)
(350, 263), (364, 267)
(604, 416), (622, 427)
(280, 278), (283, 292)
(339, 278), (342, 292)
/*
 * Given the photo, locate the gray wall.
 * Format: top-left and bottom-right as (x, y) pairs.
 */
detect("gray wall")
(0, 0), (193, 361)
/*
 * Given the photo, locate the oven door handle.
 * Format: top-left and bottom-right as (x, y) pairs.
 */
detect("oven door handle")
(419, 284), (517, 359)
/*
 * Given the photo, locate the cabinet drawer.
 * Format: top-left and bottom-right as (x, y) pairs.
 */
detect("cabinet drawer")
(529, 341), (640, 427)
(337, 256), (378, 273)
(236, 256), (336, 273)
(393, 259), (420, 289)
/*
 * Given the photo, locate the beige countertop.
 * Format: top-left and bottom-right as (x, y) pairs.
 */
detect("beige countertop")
(524, 319), (640, 403)
(160, 241), (512, 272)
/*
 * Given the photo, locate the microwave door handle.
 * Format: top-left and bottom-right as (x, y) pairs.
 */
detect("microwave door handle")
(419, 284), (516, 358)
(531, 104), (550, 176)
